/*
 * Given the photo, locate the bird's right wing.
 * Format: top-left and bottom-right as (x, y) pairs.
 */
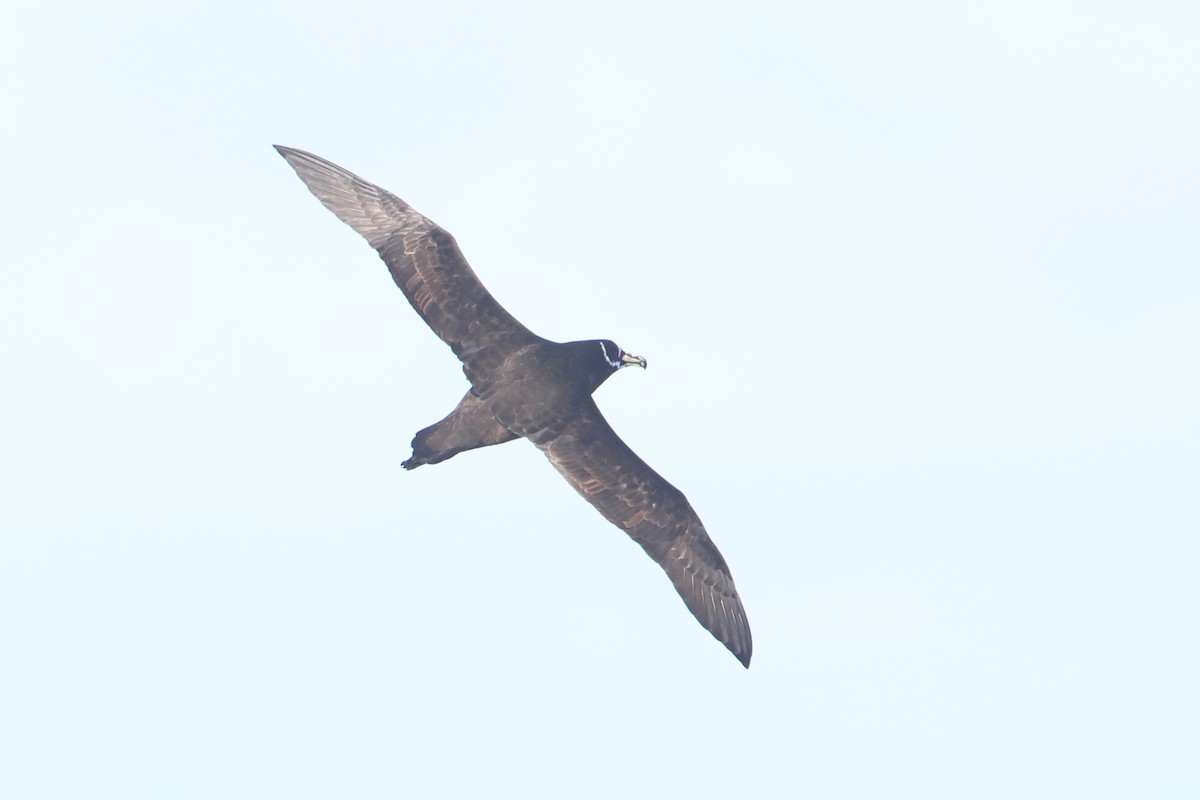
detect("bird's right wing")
(532, 399), (752, 667)
(275, 146), (542, 385)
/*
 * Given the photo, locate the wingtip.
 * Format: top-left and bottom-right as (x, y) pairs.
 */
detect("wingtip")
(273, 144), (316, 164)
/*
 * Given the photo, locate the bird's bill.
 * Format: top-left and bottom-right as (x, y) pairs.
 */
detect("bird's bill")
(621, 353), (647, 369)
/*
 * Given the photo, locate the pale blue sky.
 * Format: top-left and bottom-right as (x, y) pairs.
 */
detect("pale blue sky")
(2, 1), (1198, 797)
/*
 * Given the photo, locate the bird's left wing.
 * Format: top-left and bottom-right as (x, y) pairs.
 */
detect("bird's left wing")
(532, 400), (752, 667)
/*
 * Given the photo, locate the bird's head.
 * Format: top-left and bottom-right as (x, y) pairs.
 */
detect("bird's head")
(574, 339), (645, 393)
(565, 339), (647, 392)
(598, 339), (647, 372)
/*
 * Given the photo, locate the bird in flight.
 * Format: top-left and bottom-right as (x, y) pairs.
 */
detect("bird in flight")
(275, 146), (752, 667)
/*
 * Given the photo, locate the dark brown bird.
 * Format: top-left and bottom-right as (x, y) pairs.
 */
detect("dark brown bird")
(275, 146), (752, 667)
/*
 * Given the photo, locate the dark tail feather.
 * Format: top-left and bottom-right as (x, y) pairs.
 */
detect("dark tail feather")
(400, 391), (521, 471)
(401, 426), (453, 470)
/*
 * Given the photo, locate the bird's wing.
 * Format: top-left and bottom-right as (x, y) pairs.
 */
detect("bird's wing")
(275, 146), (542, 385)
(532, 399), (752, 667)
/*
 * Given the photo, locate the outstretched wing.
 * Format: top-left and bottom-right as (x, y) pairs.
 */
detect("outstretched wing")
(275, 146), (542, 385)
(533, 400), (752, 667)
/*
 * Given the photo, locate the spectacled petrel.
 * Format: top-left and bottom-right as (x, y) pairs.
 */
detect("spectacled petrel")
(276, 146), (752, 667)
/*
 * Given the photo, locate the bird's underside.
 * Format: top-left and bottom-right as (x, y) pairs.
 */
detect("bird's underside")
(275, 145), (753, 667)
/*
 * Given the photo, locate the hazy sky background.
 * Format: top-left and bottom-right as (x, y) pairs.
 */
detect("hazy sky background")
(3, 1), (1198, 797)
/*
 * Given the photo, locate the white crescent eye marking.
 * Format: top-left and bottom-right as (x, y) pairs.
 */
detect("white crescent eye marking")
(599, 341), (621, 368)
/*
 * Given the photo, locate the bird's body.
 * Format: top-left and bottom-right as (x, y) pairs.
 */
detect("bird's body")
(275, 146), (752, 667)
(407, 339), (630, 467)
